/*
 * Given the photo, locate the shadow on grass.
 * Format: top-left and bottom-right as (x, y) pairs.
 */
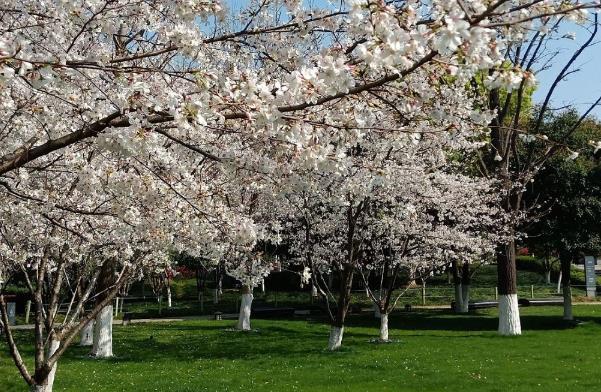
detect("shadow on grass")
(92, 312), (589, 364)
(339, 310), (584, 332)
(85, 321), (332, 363)
(10, 308), (600, 371)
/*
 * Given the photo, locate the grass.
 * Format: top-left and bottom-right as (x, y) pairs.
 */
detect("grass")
(3, 305), (601, 391)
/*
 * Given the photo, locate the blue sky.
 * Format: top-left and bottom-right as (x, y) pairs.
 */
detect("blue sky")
(531, 22), (601, 119)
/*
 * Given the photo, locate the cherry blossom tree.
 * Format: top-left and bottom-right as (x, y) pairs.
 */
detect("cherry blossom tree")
(226, 249), (273, 331)
(0, 210), (166, 391)
(2, 0), (596, 182)
(473, 13), (601, 335)
(221, 183), (283, 331)
(277, 77), (500, 348)
(356, 171), (502, 340)
(1, 0), (599, 388)
(0, 142), (228, 390)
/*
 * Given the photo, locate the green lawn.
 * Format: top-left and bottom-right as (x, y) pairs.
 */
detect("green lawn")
(2, 305), (601, 391)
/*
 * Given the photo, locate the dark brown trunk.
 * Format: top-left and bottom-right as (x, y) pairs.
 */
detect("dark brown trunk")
(559, 251), (573, 320)
(333, 265), (354, 328)
(451, 259), (462, 312)
(461, 262), (471, 286)
(241, 285), (252, 295)
(497, 239), (517, 295)
(332, 203), (361, 328)
(381, 262), (400, 313)
(96, 259), (116, 305)
(560, 252), (571, 288)
(195, 266), (201, 297)
(196, 266), (207, 302)
(451, 259), (460, 284)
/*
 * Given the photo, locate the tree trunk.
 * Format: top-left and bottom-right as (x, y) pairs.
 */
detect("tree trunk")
(30, 337), (60, 391)
(454, 283), (463, 312)
(80, 320), (94, 346)
(166, 286), (172, 308)
(460, 284), (470, 313)
(45, 339), (59, 391)
(379, 313), (389, 342)
(327, 205), (360, 350)
(213, 266), (221, 304)
(560, 254), (573, 321)
(236, 286), (253, 331)
(498, 294), (521, 335)
(563, 284), (573, 321)
(497, 240), (521, 336)
(92, 259), (115, 357)
(459, 262), (470, 313)
(328, 264), (354, 350)
(373, 290), (381, 318)
(30, 381), (53, 392)
(311, 284), (318, 298)
(451, 259), (462, 312)
(91, 305), (113, 357)
(196, 265), (207, 303)
(195, 266), (202, 300)
(30, 385), (53, 392)
(545, 270), (551, 285)
(327, 326), (344, 350)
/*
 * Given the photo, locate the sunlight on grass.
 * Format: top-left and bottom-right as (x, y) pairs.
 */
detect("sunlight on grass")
(2, 305), (601, 391)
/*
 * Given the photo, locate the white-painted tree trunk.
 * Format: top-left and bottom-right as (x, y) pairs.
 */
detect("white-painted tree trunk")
(237, 293), (253, 331)
(328, 326), (344, 350)
(556, 270), (562, 294)
(459, 284), (470, 313)
(311, 284), (318, 298)
(30, 385), (53, 392)
(166, 286), (172, 308)
(261, 279), (265, 294)
(379, 314), (389, 341)
(563, 284), (573, 321)
(545, 270), (551, 285)
(45, 339), (61, 392)
(34, 339), (60, 392)
(80, 320), (94, 346)
(498, 294), (521, 336)
(453, 283), (463, 313)
(91, 305), (113, 357)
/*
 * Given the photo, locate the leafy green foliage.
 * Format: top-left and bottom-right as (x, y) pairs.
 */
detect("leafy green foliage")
(524, 111), (601, 256)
